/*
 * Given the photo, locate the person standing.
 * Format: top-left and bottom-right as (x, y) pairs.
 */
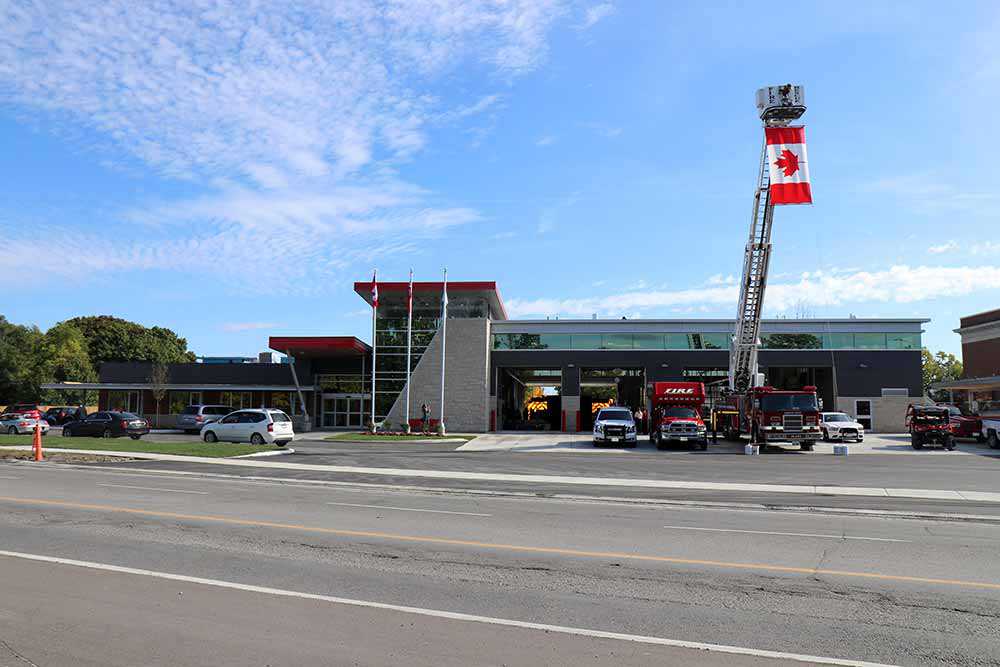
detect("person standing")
(421, 402), (430, 433)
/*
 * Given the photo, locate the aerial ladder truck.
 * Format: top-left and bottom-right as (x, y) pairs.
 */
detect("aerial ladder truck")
(713, 85), (822, 452)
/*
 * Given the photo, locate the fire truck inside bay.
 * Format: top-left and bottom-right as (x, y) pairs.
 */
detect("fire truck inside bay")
(711, 84), (821, 452)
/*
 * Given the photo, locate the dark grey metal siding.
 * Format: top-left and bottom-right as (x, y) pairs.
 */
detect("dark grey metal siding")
(99, 362), (307, 386)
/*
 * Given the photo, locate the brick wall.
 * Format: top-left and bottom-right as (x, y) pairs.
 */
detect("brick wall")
(962, 338), (1000, 378)
(384, 318), (490, 432)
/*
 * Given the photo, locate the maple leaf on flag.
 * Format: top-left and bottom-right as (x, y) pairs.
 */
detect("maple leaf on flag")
(774, 149), (800, 177)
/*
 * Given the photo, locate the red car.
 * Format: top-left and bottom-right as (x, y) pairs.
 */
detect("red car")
(938, 404), (984, 442)
(4, 403), (42, 421)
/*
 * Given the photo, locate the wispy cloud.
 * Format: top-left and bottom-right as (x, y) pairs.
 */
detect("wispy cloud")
(579, 121), (623, 138)
(0, 1), (567, 289)
(578, 3), (616, 30)
(535, 135), (557, 147)
(864, 174), (999, 215)
(506, 265), (1000, 318)
(928, 240), (959, 254)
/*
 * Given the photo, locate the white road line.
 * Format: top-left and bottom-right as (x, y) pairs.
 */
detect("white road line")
(0, 549), (896, 667)
(97, 483), (208, 495)
(663, 525), (909, 543)
(325, 501), (490, 517)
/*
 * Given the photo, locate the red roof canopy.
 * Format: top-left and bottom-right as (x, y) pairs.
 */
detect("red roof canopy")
(268, 336), (370, 359)
(353, 280), (507, 320)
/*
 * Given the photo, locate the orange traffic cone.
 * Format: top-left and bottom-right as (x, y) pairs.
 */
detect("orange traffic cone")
(33, 422), (43, 461)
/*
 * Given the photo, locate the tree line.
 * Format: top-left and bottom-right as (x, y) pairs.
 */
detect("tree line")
(0, 315), (195, 405)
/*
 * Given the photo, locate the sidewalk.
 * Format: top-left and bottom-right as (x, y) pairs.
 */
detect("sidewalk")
(7, 445), (1000, 505)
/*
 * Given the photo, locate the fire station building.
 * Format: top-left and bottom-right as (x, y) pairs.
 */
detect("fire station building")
(44, 280), (927, 433)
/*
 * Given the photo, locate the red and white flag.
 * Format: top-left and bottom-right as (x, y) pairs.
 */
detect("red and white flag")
(407, 270), (413, 315)
(765, 126), (812, 205)
(370, 270), (378, 308)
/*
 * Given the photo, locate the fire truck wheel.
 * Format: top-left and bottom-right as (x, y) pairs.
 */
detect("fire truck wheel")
(800, 441), (814, 452)
(699, 440), (708, 451)
(910, 433), (923, 450)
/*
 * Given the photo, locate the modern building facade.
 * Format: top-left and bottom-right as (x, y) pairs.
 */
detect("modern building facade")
(44, 280), (928, 432)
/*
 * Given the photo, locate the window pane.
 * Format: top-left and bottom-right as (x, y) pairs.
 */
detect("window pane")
(701, 333), (728, 349)
(762, 333), (822, 349)
(571, 334), (602, 349)
(824, 333), (854, 349)
(601, 334), (633, 349)
(539, 334), (572, 349)
(887, 333), (920, 349)
(854, 333), (886, 349)
(633, 333), (664, 349)
(664, 334), (690, 349)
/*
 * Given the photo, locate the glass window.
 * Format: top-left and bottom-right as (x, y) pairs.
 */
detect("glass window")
(633, 334), (664, 349)
(824, 333), (854, 349)
(854, 333), (886, 349)
(760, 394), (819, 411)
(762, 333), (822, 349)
(268, 392), (291, 412)
(169, 392), (191, 414)
(571, 334), (603, 349)
(601, 334), (633, 349)
(270, 411), (291, 422)
(700, 333), (728, 349)
(664, 334), (690, 349)
(492, 334), (513, 350)
(181, 406), (199, 415)
(886, 333), (920, 349)
(539, 334), (572, 349)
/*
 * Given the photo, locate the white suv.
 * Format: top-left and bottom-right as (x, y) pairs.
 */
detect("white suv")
(201, 409), (294, 447)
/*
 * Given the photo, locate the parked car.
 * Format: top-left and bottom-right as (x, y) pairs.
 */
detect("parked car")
(201, 409), (293, 446)
(62, 411), (150, 440)
(982, 416), (1000, 450)
(819, 412), (864, 442)
(937, 404), (984, 441)
(1, 413), (50, 435)
(4, 403), (42, 420)
(177, 404), (234, 434)
(592, 407), (637, 447)
(42, 406), (80, 426)
(905, 404), (954, 451)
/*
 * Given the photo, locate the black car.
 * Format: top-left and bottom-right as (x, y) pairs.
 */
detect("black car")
(43, 406), (79, 426)
(62, 411), (150, 440)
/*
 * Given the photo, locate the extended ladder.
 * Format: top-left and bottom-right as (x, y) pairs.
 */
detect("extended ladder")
(728, 138), (774, 394)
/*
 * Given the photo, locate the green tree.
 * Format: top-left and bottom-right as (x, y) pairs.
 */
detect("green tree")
(0, 315), (45, 404)
(63, 316), (195, 365)
(37, 322), (98, 404)
(922, 348), (963, 399)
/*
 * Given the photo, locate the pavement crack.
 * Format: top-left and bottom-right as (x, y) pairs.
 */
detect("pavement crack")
(0, 638), (41, 667)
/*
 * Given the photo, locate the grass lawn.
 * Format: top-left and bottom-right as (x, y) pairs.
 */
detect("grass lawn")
(324, 432), (472, 442)
(0, 434), (284, 458)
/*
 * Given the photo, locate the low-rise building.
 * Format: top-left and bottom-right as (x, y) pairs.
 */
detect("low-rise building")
(933, 308), (1000, 416)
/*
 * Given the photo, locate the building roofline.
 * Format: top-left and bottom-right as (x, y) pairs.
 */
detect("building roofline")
(353, 280), (508, 320)
(503, 318), (931, 324)
(269, 336), (370, 355)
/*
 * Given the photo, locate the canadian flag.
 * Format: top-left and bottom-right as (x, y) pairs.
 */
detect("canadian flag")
(765, 126), (812, 205)
(370, 270), (378, 308)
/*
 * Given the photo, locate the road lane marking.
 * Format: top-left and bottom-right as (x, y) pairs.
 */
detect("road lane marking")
(325, 502), (490, 517)
(0, 549), (897, 667)
(97, 483), (208, 495)
(0, 495), (997, 591)
(662, 525), (909, 543)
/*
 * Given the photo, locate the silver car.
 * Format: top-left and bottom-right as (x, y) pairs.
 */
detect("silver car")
(1, 413), (50, 436)
(593, 407), (638, 447)
(177, 405), (233, 433)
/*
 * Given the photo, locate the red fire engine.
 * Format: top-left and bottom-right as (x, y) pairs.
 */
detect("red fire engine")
(716, 385), (821, 451)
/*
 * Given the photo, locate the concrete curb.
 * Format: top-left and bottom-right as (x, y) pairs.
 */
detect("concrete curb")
(308, 437), (469, 445)
(1, 445), (295, 461)
(16, 462), (1000, 526)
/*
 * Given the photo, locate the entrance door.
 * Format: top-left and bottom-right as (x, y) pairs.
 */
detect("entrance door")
(322, 393), (367, 429)
(855, 399), (873, 432)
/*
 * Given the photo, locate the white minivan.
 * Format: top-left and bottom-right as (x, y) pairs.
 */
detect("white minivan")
(201, 409), (294, 446)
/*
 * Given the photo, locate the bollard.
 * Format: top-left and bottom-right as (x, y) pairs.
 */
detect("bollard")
(744, 444), (759, 456)
(833, 444), (849, 456)
(33, 422), (43, 461)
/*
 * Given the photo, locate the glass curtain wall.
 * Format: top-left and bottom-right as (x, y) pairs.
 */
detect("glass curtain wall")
(373, 292), (490, 424)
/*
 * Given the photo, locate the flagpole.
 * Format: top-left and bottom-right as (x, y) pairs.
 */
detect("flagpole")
(404, 268), (413, 434)
(438, 268), (447, 435)
(370, 269), (378, 433)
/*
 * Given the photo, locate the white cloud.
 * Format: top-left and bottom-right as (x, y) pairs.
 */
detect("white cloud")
(506, 264), (1000, 318)
(864, 174), (999, 215)
(221, 322), (283, 332)
(578, 3), (616, 30)
(928, 240), (959, 254)
(0, 1), (567, 289)
(535, 135), (557, 146)
(579, 121), (623, 138)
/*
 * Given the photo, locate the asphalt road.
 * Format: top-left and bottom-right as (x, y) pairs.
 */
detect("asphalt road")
(1, 463), (999, 666)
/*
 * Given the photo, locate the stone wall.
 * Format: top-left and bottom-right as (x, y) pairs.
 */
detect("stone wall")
(835, 395), (923, 433)
(384, 318), (490, 432)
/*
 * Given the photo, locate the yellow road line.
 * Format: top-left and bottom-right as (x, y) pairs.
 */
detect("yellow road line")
(2, 495), (998, 591)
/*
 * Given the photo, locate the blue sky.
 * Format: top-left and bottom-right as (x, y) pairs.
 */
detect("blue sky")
(2, 1), (998, 357)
